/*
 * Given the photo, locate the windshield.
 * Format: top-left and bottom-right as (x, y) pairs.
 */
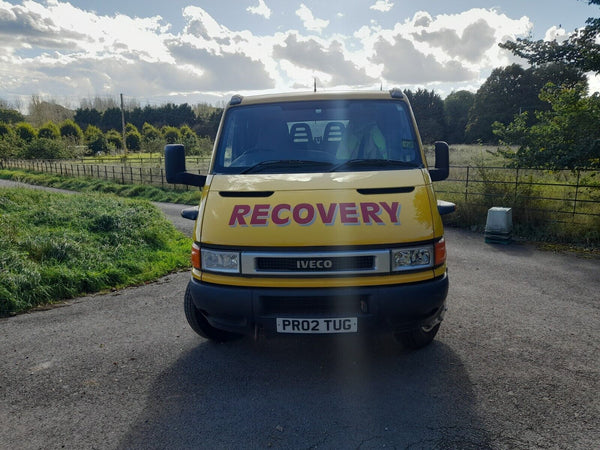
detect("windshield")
(213, 99), (423, 174)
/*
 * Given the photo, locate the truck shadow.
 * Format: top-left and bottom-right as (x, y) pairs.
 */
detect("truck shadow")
(119, 337), (491, 449)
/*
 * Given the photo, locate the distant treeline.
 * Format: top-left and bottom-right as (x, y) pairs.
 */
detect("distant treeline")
(0, 62), (590, 161)
(73, 103), (223, 139)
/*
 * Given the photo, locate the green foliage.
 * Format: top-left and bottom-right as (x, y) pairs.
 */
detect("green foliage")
(37, 121), (60, 140)
(162, 126), (181, 144)
(0, 108), (24, 124)
(0, 169), (203, 204)
(105, 129), (123, 150)
(59, 119), (84, 143)
(499, 0), (600, 75)
(0, 122), (13, 138)
(15, 122), (37, 143)
(85, 125), (108, 155)
(126, 130), (142, 151)
(142, 122), (165, 154)
(0, 133), (20, 159)
(0, 188), (190, 316)
(403, 89), (446, 144)
(180, 125), (200, 155)
(444, 91), (475, 144)
(125, 123), (139, 134)
(494, 83), (600, 169)
(466, 64), (585, 143)
(21, 138), (69, 159)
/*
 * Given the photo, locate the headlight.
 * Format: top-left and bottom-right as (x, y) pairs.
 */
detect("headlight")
(391, 246), (433, 271)
(201, 248), (240, 273)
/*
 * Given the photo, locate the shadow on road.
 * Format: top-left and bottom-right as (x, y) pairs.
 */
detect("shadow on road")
(119, 336), (492, 448)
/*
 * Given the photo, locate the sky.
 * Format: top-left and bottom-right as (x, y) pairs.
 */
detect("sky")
(0, 0), (598, 111)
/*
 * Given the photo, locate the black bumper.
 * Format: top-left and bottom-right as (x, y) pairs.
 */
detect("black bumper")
(186, 272), (448, 336)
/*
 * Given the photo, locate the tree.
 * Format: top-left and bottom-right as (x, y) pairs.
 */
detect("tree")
(74, 108), (102, 130)
(444, 91), (475, 144)
(59, 119), (84, 143)
(403, 89), (446, 144)
(38, 121), (60, 140)
(465, 64), (585, 143)
(125, 123), (139, 134)
(22, 138), (67, 159)
(0, 108), (24, 124)
(28, 97), (74, 127)
(85, 125), (107, 155)
(101, 107), (123, 132)
(15, 122), (37, 143)
(142, 122), (164, 154)
(493, 83), (600, 169)
(125, 130), (142, 151)
(0, 122), (13, 138)
(499, 0), (600, 75)
(162, 126), (181, 144)
(105, 130), (123, 150)
(180, 125), (201, 154)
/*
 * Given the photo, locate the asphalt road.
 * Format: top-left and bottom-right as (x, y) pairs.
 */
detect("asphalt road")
(1, 181), (599, 449)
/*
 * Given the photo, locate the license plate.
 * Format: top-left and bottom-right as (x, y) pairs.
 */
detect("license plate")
(276, 318), (358, 334)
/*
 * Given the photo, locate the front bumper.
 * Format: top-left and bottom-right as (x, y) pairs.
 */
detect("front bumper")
(186, 272), (448, 337)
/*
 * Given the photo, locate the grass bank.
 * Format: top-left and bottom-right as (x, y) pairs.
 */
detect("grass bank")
(0, 188), (191, 316)
(0, 168), (201, 204)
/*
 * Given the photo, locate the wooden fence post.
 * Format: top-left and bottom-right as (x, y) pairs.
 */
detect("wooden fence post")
(573, 169), (581, 219)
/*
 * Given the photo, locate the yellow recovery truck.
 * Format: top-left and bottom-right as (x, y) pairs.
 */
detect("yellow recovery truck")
(165, 89), (455, 349)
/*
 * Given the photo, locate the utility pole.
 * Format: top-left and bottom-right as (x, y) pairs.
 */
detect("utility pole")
(120, 93), (127, 155)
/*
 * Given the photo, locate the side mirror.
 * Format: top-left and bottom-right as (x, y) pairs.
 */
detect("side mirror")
(437, 199), (456, 215)
(165, 144), (206, 187)
(181, 206), (199, 221)
(429, 141), (449, 182)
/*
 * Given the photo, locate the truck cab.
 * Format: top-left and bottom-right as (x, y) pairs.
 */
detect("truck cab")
(165, 89), (453, 349)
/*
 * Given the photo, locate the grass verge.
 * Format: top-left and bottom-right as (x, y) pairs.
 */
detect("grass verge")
(0, 188), (191, 316)
(0, 169), (202, 204)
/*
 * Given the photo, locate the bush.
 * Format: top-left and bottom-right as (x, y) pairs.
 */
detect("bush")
(22, 138), (69, 159)
(60, 119), (84, 143)
(162, 126), (181, 144)
(0, 122), (13, 139)
(125, 123), (139, 134)
(15, 122), (37, 143)
(141, 122), (164, 154)
(106, 129), (123, 150)
(85, 125), (108, 155)
(0, 133), (20, 159)
(38, 121), (60, 140)
(126, 130), (142, 151)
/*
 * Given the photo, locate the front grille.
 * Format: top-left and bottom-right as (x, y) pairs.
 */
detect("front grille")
(256, 255), (374, 272)
(241, 249), (390, 276)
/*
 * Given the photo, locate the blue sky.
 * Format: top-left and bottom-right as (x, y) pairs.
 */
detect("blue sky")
(0, 0), (598, 110)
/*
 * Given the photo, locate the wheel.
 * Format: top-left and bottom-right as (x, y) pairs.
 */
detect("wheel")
(184, 286), (243, 342)
(394, 323), (440, 350)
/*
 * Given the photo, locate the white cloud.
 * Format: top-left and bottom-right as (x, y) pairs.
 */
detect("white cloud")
(247, 0), (271, 19)
(295, 4), (329, 34)
(0, 1), (541, 106)
(370, 1), (394, 13)
(544, 25), (568, 42)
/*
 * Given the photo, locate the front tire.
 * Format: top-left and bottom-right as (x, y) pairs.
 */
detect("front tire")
(184, 286), (242, 342)
(394, 323), (440, 350)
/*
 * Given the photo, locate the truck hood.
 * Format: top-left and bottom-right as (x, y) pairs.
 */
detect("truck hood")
(197, 170), (436, 247)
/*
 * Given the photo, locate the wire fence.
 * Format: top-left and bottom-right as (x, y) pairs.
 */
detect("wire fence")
(2, 159), (599, 226)
(436, 165), (600, 228)
(1, 158), (211, 190)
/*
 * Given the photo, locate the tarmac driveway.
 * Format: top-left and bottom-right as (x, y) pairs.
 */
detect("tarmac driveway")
(0, 180), (598, 448)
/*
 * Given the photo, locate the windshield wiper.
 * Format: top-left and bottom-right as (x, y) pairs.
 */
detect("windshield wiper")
(241, 160), (332, 174)
(329, 158), (420, 172)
